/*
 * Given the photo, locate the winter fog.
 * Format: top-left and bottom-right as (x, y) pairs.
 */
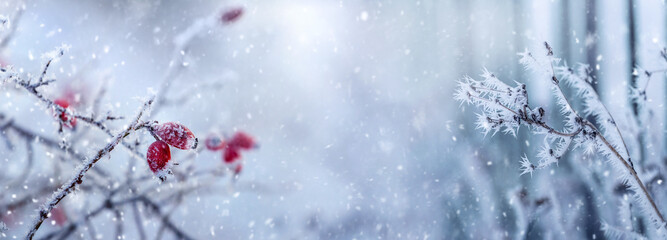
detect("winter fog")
(1, 0), (667, 239)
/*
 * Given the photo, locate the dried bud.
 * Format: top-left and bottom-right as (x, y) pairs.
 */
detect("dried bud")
(205, 133), (227, 151)
(544, 42), (553, 56)
(221, 7), (244, 24)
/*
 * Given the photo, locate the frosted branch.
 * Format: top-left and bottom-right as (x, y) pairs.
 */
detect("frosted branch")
(25, 96), (155, 240)
(0, 3), (24, 50)
(456, 42), (666, 234)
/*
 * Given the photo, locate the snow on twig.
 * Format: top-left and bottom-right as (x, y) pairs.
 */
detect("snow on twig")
(25, 96), (155, 240)
(455, 42), (666, 237)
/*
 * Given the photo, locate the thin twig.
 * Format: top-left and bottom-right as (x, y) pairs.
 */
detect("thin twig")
(131, 202), (147, 240)
(139, 196), (194, 240)
(586, 121), (665, 223)
(0, 3), (24, 50)
(0, 112), (112, 178)
(2, 65), (147, 162)
(459, 43), (667, 230)
(26, 97), (154, 240)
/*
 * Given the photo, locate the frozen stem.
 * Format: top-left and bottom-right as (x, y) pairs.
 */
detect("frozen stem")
(25, 96), (155, 240)
(455, 42), (666, 233)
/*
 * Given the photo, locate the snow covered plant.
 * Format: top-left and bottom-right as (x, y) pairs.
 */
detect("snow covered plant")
(455, 42), (666, 238)
(0, 4), (247, 240)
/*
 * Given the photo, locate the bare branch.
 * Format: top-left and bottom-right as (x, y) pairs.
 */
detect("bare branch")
(457, 43), (667, 232)
(26, 96), (155, 240)
(0, 3), (24, 50)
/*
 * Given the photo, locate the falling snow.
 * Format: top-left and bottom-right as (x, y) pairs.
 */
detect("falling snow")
(0, 1), (666, 240)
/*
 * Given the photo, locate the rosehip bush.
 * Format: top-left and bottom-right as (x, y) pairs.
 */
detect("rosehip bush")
(0, 3), (260, 239)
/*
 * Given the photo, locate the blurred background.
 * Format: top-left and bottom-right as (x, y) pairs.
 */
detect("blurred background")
(1, 0), (666, 239)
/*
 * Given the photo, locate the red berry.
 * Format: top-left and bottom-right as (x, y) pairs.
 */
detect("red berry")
(54, 98), (76, 128)
(233, 164), (243, 175)
(54, 98), (69, 109)
(229, 131), (255, 150)
(221, 7), (243, 24)
(205, 133), (226, 151)
(50, 206), (67, 226)
(147, 140), (172, 180)
(223, 147), (240, 163)
(153, 122), (198, 150)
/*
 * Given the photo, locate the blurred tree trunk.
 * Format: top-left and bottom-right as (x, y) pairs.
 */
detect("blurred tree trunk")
(627, 0), (651, 234)
(627, 0), (648, 167)
(561, 0), (571, 62)
(513, 0), (528, 162)
(628, 0), (638, 115)
(586, 0), (599, 93)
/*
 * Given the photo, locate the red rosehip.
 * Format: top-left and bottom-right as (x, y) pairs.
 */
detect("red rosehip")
(54, 98), (76, 128)
(54, 98), (69, 109)
(229, 131), (255, 150)
(50, 206), (67, 226)
(233, 164), (243, 175)
(205, 133), (227, 151)
(221, 7), (243, 24)
(223, 147), (240, 163)
(153, 122), (198, 150)
(147, 140), (172, 181)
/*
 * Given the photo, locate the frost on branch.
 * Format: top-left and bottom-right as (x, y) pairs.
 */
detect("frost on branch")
(0, 5), (253, 240)
(455, 42), (666, 238)
(40, 44), (69, 64)
(601, 221), (647, 240)
(518, 154), (534, 176)
(454, 69), (529, 137)
(26, 96), (155, 240)
(0, 15), (8, 28)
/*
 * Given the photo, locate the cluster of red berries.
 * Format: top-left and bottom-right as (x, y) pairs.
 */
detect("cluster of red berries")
(146, 122), (198, 181)
(205, 131), (257, 175)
